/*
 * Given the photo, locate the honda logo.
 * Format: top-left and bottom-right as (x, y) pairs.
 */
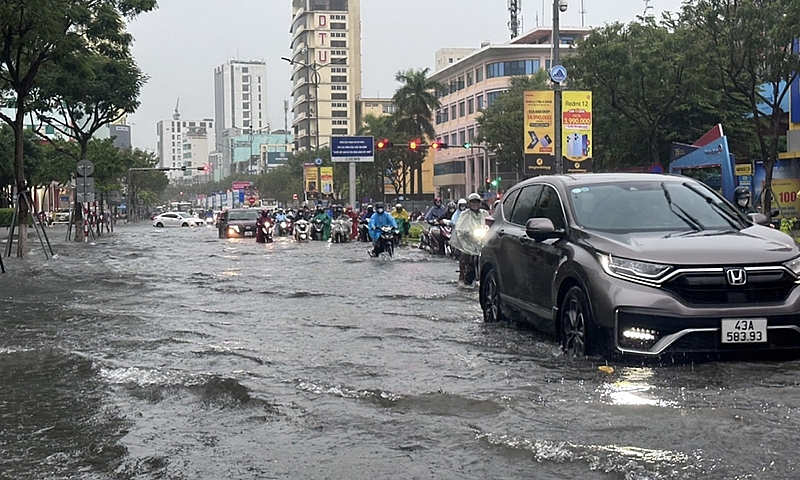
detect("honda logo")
(726, 268), (747, 286)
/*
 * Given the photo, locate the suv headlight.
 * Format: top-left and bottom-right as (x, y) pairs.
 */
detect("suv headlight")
(784, 256), (800, 276)
(599, 254), (672, 283)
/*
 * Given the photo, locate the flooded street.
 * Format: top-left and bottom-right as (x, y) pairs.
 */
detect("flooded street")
(2, 223), (800, 479)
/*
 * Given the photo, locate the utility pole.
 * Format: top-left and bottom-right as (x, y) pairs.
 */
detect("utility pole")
(552, 0), (568, 174)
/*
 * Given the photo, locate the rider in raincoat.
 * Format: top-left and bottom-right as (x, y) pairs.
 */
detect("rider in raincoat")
(449, 193), (490, 285)
(312, 206), (332, 241)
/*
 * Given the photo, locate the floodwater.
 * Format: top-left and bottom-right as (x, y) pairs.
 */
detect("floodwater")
(1, 223), (800, 479)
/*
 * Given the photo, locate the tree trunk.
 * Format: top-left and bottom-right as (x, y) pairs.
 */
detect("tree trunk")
(13, 106), (28, 259)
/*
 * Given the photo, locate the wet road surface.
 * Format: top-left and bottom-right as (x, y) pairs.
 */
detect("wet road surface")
(1, 224), (800, 479)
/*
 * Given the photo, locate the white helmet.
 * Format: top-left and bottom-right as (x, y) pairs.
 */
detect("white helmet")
(468, 193), (481, 202)
(457, 198), (467, 206)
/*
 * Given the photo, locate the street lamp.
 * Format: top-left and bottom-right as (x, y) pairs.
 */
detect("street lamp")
(553, 0), (568, 174)
(282, 54), (327, 201)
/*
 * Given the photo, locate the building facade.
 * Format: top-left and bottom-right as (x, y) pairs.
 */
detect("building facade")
(156, 111), (215, 183)
(429, 27), (591, 199)
(226, 132), (294, 175)
(213, 60), (269, 174)
(289, 0), (363, 152)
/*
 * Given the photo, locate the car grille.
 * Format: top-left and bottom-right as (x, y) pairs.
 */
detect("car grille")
(661, 268), (796, 305)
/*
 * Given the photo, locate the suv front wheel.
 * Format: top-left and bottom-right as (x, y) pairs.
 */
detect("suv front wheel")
(561, 286), (593, 356)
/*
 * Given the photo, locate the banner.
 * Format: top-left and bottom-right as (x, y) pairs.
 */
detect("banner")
(562, 91), (593, 173)
(523, 90), (555, 175)
(320, 167), (334, 195)
(303, 163), (318, 193)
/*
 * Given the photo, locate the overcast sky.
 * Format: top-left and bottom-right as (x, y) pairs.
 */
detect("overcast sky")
(126, 0), (682, 150)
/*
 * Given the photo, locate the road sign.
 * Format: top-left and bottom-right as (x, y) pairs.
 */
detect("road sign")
(76, 177), (95, 189)
(331, 136), (375, 163)
(248, 196), (256, 205)
(549, 65), (568, 83)
(77, 159), (94, 177)
(107, 190), (122, 205)
(76, 193), (95, 203)
(314, 157), (323, 166)
(293, 193), (298, 200)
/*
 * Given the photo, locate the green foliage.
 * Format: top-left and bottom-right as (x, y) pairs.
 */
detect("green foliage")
(779, 217), (797, 235)
(392, 68), (445, 140)
(408, 222), (423, 240)
(0, 208), (13, 227)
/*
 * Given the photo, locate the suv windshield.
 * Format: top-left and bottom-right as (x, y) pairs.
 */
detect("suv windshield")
(228, 210), (259, 221)
(569, 181), (747, 233)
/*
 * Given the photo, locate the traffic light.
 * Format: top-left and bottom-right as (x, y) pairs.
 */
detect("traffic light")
(375, 138), (392, 150)
(196, 164), (210, 172)
(463, 142), (472, 149)
(408, 138), (421, 152)
(181, 165), (187, 171)
(491, 177), (501, 188)
(430, 141), (448, 150)
(486, 177), (492, 185)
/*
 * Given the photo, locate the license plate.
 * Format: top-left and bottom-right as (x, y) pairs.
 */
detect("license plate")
(721, 318), (767, 343)
(245, 231), (253, 237)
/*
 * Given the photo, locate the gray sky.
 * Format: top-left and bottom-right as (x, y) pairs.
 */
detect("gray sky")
(127, 0), (682, 150)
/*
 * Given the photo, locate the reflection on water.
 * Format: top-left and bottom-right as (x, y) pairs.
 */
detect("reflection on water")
(597, 367), (679, 408)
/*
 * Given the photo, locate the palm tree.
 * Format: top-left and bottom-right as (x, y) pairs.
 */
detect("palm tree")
(392, 68), (445, 197)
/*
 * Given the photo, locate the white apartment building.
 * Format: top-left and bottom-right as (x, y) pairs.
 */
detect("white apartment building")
(430, 27), (591, 199)
(156, 111), (215, 183)
(213, 60), (269, 174)
(289, 0), (363, 151)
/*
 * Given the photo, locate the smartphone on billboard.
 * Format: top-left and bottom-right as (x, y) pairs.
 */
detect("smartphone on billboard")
(527, 131), (539, 150)
(540, 134), (552, 148)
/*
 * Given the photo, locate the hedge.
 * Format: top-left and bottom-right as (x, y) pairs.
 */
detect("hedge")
(0, 208), (35, 227)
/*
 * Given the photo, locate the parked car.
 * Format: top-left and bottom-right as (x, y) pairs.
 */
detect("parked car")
(152, 211), (201, 228)
(53, 209), (71, 224)
(218, 208), (259, 238)
(478, 173), (800, 359)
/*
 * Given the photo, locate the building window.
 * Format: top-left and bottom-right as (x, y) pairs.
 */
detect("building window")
(243, 111), (250, 118)
(243, 94), (250, 101)
(243, 84), (250, 92)
(450, 105), (457, 120)
(332, 102), (347, 108)
(467, 127), (475, 142)
(242, 67), (249, 73)
(242, 75), (251, 83)
(332, 120), (349, 125)
(476, 67), (484, 82)
(332, 110), (348, 117)
(332, 128), (348, 135)
(331, 23), (346, 30)
(477, 94), (484, 110)
(331, 40), (347, 47)
(243, 120), (251, 127)
(467, 98), (474, 114)
(331, 93), (348, 100)
(449, 57), (453, 64)
(457, 76), (464, 91)
(332, 85), (348, 91)
(467, 71), (473, 87)
(243, 102), (250, 110)
(382, 104), (396, 114)
(486, 60), (541, 79)
(331, 75), (347, 82)
(433, 160), (466, 176)
(459, 130), (466, 146)
(486, 90), (506, 107)
(331, 57), (348, 65)
(458, 101), (465, 117)
(442, 108), (449, 122)
(450, 133), (457, 145)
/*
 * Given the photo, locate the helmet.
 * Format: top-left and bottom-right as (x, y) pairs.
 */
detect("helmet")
(375, 202), (385, 211)
(468, 193), (481, 202)
(447, 201), (456, 211)
(434, 197), (442, 206)
(734, 186), (750, 200)
(346, 205), (353, 212)
(395, 203), (403, 209)
(366, 204), (374, 212)
(457, 198), (467, 206)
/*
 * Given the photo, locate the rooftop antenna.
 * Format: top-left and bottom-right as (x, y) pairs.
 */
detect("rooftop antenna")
(509, 0), (521, 39)
(580, 0), (586, 26)
(173, 98), (180, 121)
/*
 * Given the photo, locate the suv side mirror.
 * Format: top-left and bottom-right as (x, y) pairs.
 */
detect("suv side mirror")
(747, 212), (768, 225)
(525, 217), (558, 241)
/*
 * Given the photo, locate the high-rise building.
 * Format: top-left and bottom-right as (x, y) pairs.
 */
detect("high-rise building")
(156, 108), (215, 183)
(289, 0), (362, 151)
(213, 59), (269, 175)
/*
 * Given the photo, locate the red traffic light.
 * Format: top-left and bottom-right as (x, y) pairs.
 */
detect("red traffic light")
(409, 138), (421, 151)
(376, 138), (392, 150)
(486, 177), (492, 184)
(430, 141), (449, 150)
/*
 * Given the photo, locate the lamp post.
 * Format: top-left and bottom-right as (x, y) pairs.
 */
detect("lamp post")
(552, 0), (568, 174)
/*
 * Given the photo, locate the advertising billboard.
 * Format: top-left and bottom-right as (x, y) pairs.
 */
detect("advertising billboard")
(523, 90), (555, 175)
(561, 91), (593, 173)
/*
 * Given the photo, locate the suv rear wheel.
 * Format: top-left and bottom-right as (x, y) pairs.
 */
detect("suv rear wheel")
(481, 269), (505, 323)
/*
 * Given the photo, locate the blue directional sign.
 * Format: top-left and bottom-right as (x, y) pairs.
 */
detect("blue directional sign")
(331, 136), (374, 163)
(550, 65), (568, 83)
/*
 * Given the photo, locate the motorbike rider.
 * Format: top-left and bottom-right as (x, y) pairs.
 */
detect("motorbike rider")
(450, 193), (490, 287)
(391, 203), (411, 239)
(440, 201), (458, 221)
(734, 186), (756, 215)
(344, 205), (359, 239)
(450, 198), (467, 227)
(368, 202), (398, 257)
(256, 208), (272, 243)
(312, 205), (332, 241)
(424, 197), (446, 221)
(360, 204), (374, 221)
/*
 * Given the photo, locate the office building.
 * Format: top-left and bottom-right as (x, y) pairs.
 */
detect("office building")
(156, 109), (215, 183)
(213, 59), (269, 174)
(289, 0), (363, 151)
(429, 27), (591, 199)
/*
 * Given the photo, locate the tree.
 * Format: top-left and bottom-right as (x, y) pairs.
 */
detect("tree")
(392, 68), (444, 197)
(0, 0), (156, 256)
(476, 73), (548, 179)
(682, 0), (800, 214)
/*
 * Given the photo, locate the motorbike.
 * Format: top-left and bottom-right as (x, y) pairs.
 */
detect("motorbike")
(276, 218), (293, 236)
(358, 218), (371, 242)
(373, 225), (399, 258)
(419, 219), (452, 256)
(462, 225), (489, 285)
(331, 217), (352, 243)
(257, 217), (274, 243)
(294, 219), (310, 242)
(311, 218), (326, 241)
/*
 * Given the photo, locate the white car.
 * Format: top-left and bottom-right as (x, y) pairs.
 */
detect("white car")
(152, 211), (201, 228)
